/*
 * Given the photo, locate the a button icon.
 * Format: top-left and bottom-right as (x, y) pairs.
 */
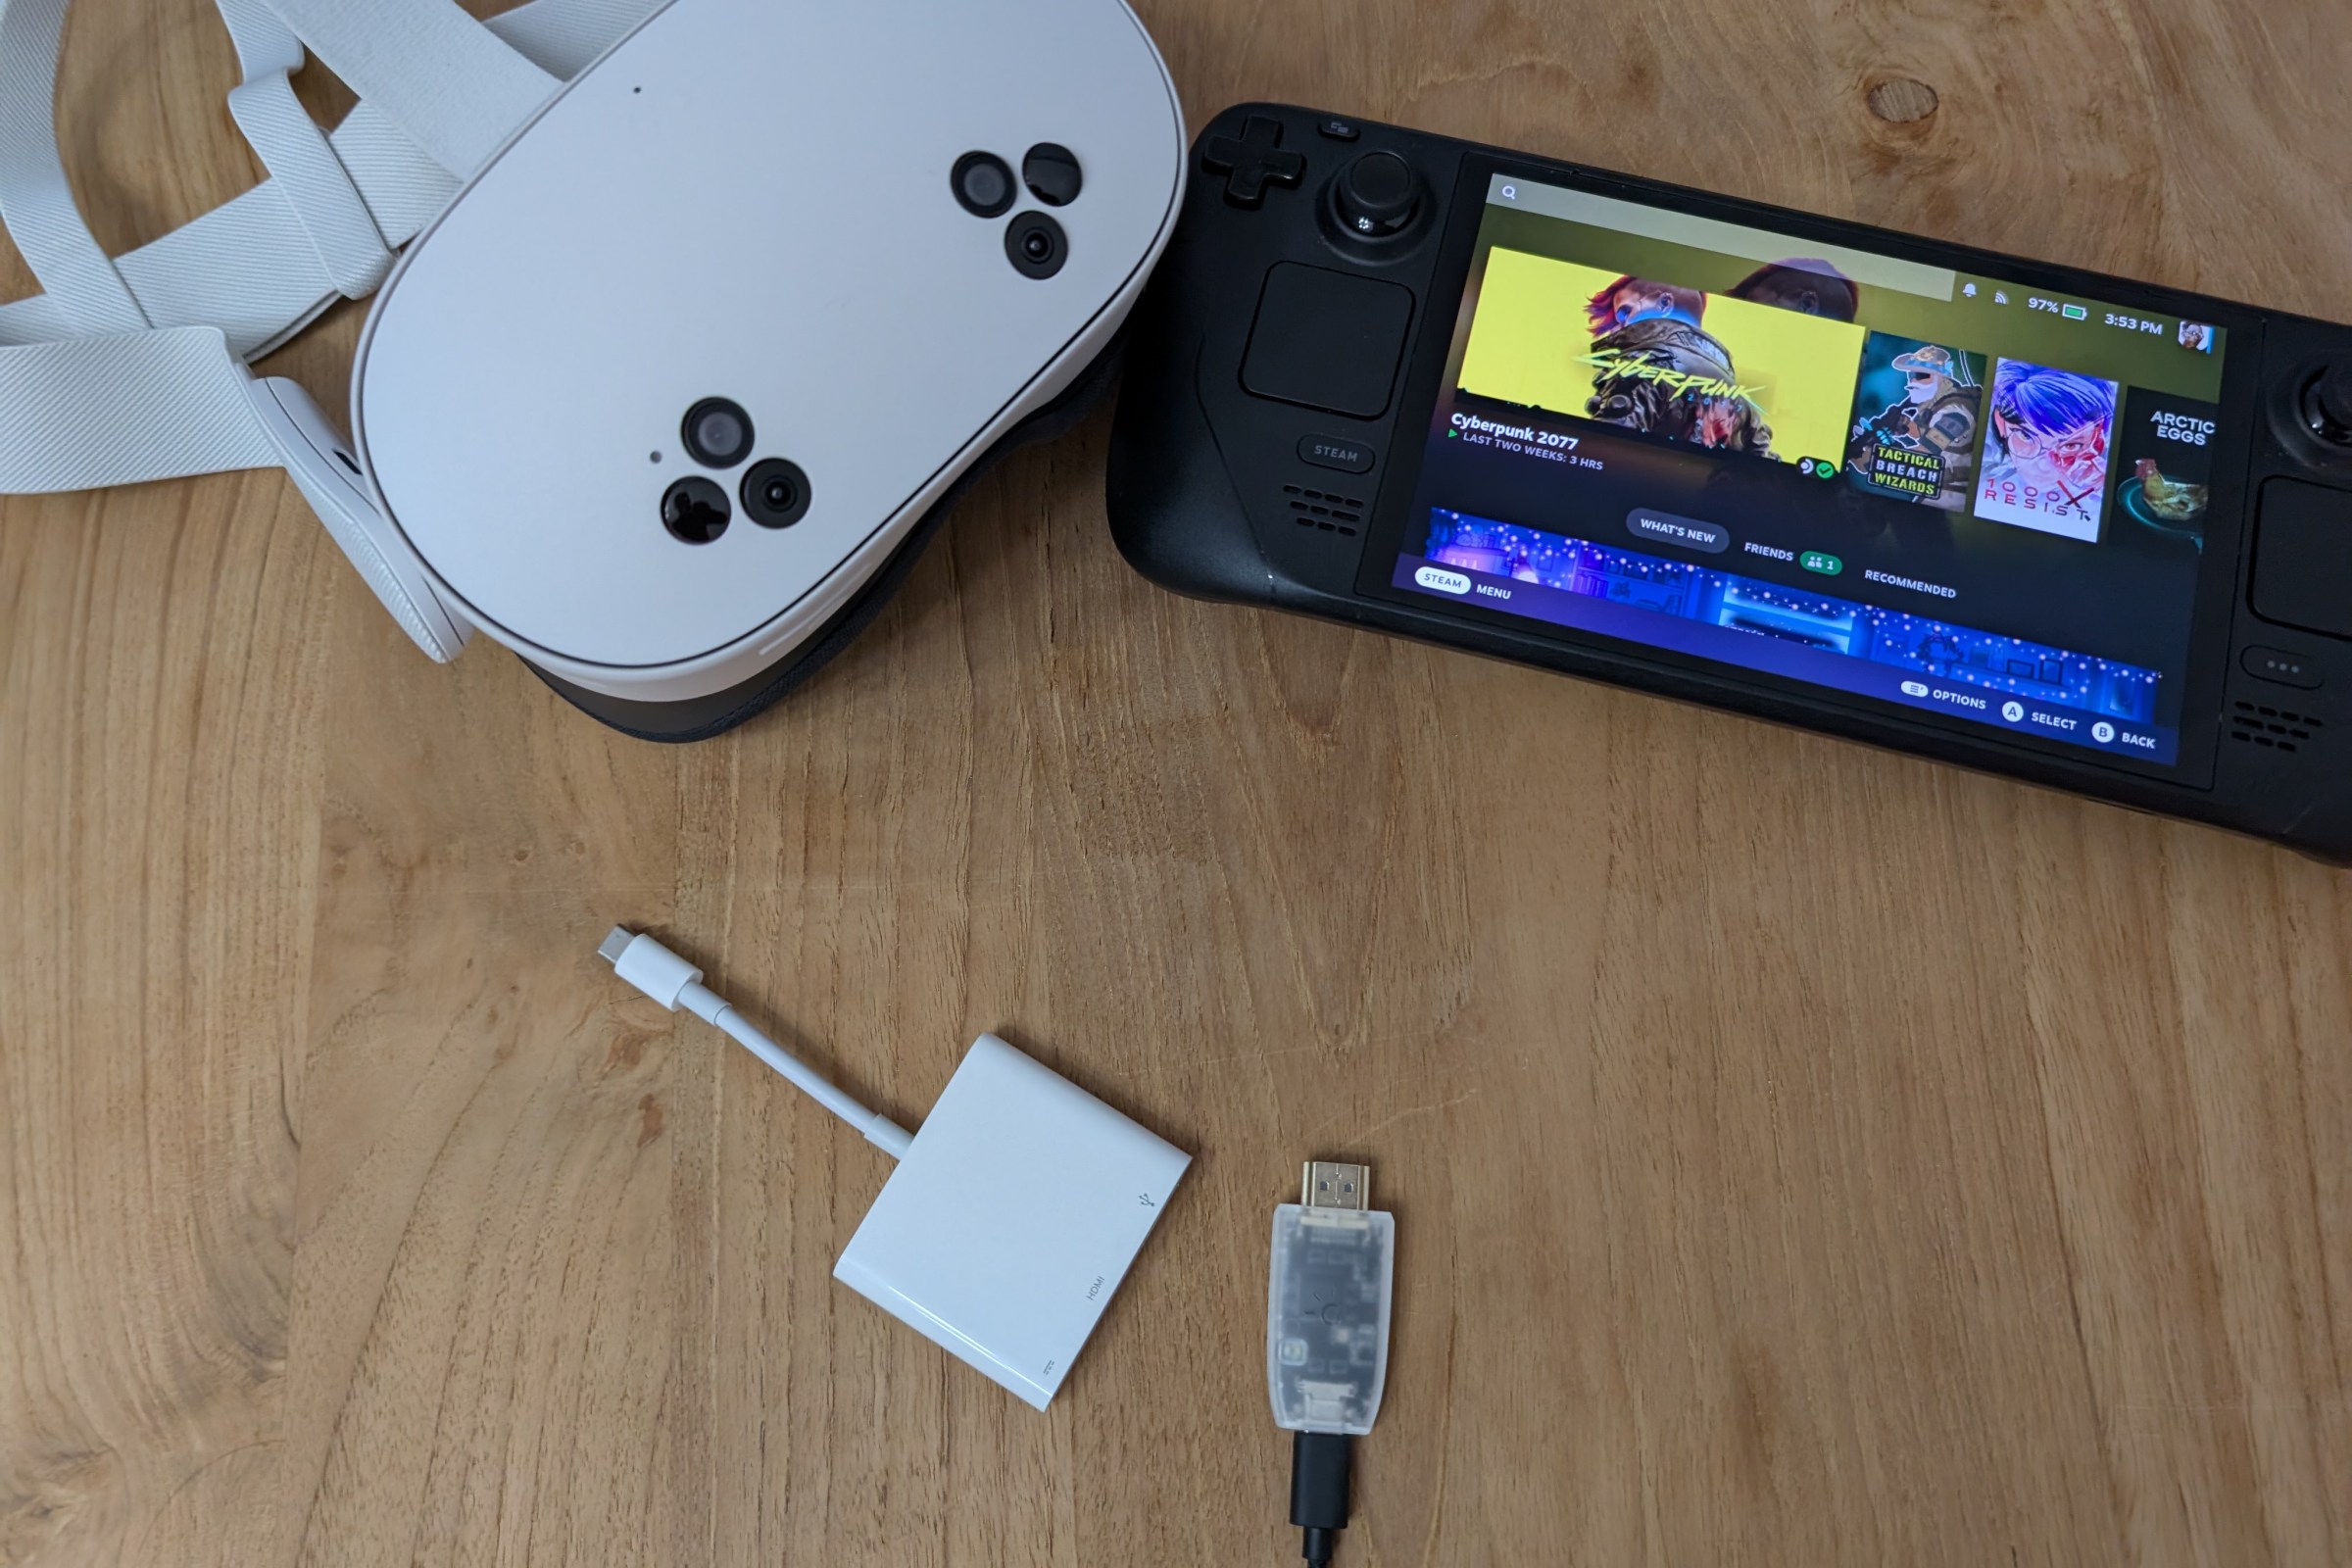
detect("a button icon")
(1499, 183), (1517, 200)
(1801, 551), (1842, 575)
(2091, 721), (2117, 743)
(1413, 564), (1472, 595)
(1963, 282), (1979, 298)
(2002, 701), (2026, 722)
(1901, 680), (1931, 698)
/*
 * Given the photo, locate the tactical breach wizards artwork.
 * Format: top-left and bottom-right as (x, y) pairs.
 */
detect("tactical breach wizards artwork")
(1844, 336), (1986, 512)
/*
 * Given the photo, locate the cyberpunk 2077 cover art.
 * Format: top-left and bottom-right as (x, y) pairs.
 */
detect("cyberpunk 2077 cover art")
(1458, 249), (1867, 472)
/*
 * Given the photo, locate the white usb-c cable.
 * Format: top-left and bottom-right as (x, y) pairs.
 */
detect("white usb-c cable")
(594, 924), (1191, 1413)
(597, 926), (912, 1156)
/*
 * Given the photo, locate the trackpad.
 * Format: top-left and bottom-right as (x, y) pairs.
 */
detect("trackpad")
(1240, 262), (1414, 419)
(2253, 478), (2352, 639)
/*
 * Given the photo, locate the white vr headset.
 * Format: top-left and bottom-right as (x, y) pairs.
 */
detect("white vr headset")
(0, 0), (1184, 738)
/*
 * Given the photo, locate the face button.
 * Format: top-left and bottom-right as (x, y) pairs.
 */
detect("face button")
(1022, 143), (1082, 206)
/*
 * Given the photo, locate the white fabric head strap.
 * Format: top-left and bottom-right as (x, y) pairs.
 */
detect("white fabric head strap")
(0, 0), (659, 500)
(0, 0), (147, 333)
(257, 0), (564, 178)
(0, 326), (272, 492)
(0, 0), (657, 360)
(217, 0), (396, 300)
(0, 0), (264, 495)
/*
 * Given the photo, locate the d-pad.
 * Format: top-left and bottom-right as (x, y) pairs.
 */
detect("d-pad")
(1201, 115), (1305, 209)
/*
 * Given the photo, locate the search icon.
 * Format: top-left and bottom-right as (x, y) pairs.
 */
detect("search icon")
(1500, 183), (1517, 199)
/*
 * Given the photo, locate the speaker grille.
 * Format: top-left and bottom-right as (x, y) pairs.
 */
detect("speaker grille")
(2230, 698), (2325, 754)
(1284, 483), (1363, 536)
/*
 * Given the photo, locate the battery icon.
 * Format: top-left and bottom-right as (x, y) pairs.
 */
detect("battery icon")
(2062, 303), (2088, 320)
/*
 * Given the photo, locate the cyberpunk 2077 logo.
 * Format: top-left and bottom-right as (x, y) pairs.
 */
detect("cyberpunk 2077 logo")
(1583, 347), (1761, 407)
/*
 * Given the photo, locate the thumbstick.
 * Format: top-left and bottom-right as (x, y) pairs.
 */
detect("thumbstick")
(1334, 151), (1419, 237)
(2304, 365), (2352, 447)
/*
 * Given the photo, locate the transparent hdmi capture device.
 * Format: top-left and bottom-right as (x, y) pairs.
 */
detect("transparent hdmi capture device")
(1267, 1162), (1396, 1436)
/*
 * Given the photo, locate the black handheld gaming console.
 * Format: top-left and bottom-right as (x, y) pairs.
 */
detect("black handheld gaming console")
(1107, 104), (2352, 862)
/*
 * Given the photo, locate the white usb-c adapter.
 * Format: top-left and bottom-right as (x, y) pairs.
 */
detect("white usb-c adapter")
(598, 926), (1190, 1408)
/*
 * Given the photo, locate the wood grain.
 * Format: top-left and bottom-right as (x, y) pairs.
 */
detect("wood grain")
(5, 2), (2349, 1564)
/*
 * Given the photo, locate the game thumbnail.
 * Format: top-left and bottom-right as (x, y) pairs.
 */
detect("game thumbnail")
(1976, 359), (2119, 542)
(2110, 388), (2220, 550)
(1458, 249), (1866, 470)
(1842, 334), (1984, 512)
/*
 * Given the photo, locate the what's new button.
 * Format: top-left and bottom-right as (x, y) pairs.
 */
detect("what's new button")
(1627, 509), (1730, 554)
(1298, 433), (1377, 473)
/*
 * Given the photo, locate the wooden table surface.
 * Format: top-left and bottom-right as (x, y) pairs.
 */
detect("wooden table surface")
(5, 2), (2350, 1564)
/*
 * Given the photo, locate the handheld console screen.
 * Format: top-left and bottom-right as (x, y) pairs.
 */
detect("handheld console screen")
(1373, 170), (2239, 772)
